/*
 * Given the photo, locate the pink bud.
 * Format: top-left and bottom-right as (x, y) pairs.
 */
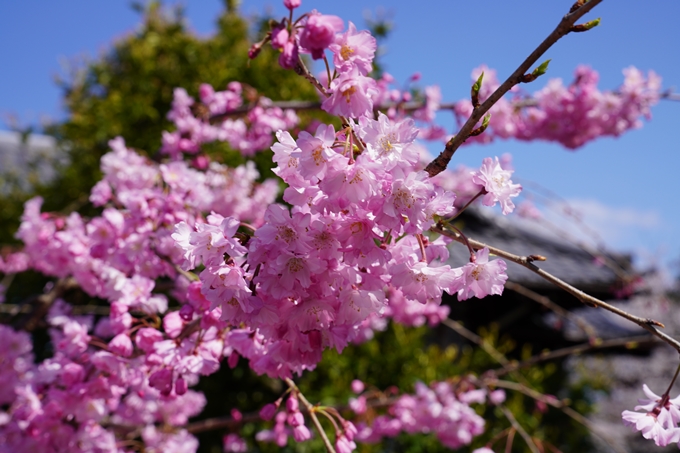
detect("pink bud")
(342, 420), (358, 441)
(283, 0), (301, 10)
(299, 12), (344, 60)
(335, 434), (357, 453)
(351, 379), (365, 394)
(231, 408), (243, 422)
(163, 311), (185, 339)
(348, 396), (366, 414)
(198, 83), (214, 103)
(149, 368), (173, 396)
(227, 351), (239, 369)
(271, 25), (289, 50)
(489, 389), (506, 405)
(293, 424), (312, 442)
(286, 395), (300, 413)
(287, 411), (304, 427)
(175, 376), (188, 395)
(191, 155), (209, 170)
(179, 304), (194, 321)
(135, 328), (163, 353)
(279, 41), (299, 70)
(108, 333), (133, 357)
(259, 403), (277, 421)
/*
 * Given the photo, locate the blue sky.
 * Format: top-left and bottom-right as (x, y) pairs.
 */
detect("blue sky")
(1, 0), (679, 272)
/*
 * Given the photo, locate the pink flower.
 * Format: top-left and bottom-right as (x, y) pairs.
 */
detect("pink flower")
(452, 247), (508, 301)
(223, 433), (248, 452)
(322, 67), (378, 118)
(336, 432), (357, 453)
(622, 384), (680, 447)
(329, 22), (376, 75)
(279, 40), (300, 70)
(294, 123), (341, 181)
(283, 0), (301, 10)
(351, 379), (365, 394)
(271, 24), (289, 50)
(293, 424), (312, 441)
(260, 403), (278, 421)
(108, 333), (133, 357)
(358, 113), (419, 177)
(299, 12), (344, 60)
(471, 157), (522, 215)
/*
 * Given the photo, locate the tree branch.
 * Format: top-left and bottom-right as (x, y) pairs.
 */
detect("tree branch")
(12, 277), (78, 331)
(504, 281), (598, 342)
(432, 225), (680, 353)
(285, 378), (337, 453)
(424, 0), (603, 177)
(494, 334), (657, 377)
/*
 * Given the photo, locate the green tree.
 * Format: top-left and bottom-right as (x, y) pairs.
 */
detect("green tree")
(0, 0), (318, 244)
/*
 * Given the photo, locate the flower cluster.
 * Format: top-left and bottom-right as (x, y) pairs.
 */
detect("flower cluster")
(622, 385), (680, 447)
(352, 381), (499, 449)
(162, 82), (299, 158)
(453, 65), (661, 149)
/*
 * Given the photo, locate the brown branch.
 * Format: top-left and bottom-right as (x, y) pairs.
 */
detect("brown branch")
(432, 225), (680, 353)
(487, 379), (627, 453)
(499, 406), (541, 453)
(494, 334), (656, 377)
(424, 0), (603, 177)
(441, 318), (511, 367)
(13, 277), (78, 331)
(0, 303), (110, 316)
(504, 281), (598, 342)
(285, 378), (337, 453)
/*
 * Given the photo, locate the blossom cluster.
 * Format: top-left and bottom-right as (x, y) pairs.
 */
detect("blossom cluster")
(351, 381), (503, 449)
(453, 65), (662, 149)
(622, 385), (680, 447)
(161, 82), (299, 159)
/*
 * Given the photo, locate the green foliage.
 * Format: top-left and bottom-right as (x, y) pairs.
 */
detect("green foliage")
(0, 0), (318, 244)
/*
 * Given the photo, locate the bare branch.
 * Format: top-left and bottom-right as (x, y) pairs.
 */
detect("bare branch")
(424, 0), (603, 177)
(488, 379), (628, 453)
(495, 334), (656, 377)
(285, 378), (337, 453)
(13, 277), (78, 331)
(499, 405), (541, 453)
(504, 281), (598, 342)
(432, 225), (680, 353)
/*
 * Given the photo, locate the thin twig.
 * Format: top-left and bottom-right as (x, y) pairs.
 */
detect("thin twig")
(489, 379), (627, 453)
(432, 225), (680, 353)
(441, 317), (536, 390)
(13, 277), (78, 331)
(424, 0), (603, 177)
(504, 281), (598, 342)
(441, 318), (511, 367)
(495, 334), (656, 377)
(499, 406), (541, 453)
(285, 378), (337, 453)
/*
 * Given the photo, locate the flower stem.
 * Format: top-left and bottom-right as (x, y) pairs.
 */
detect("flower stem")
(663, 361), (680, 397)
